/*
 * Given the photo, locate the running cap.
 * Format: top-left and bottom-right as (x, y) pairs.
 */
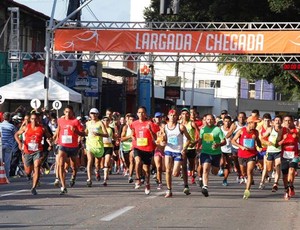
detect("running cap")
(221, 110), (228, 114)
(181, 108), (189, 113)
(168, 109), (177, 115)
(89, 108), (99, 114)
(154, 112), (163, 118)
(247, 116), (260, 123)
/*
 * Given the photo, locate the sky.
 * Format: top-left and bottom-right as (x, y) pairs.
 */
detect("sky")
(13, 0), (229, 85)
(14, 0), (151, 21)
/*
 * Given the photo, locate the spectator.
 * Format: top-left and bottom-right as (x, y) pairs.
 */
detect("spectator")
(0, 112), (18, 177)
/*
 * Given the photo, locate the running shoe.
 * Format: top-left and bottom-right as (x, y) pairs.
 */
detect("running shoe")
(239, 177), (245, 184)
(183, 187), (191, 195)
(69, 177), (76, 187)
(152, 173), (157, 179)
(272, 183), (278, 192)
(218, 168), (224, 177)
(103, 181), (107, 187)
(191, 176), (196, 184)
(31, 187), (37, 195)
(289, 186), (295, 197)
(267, 176), (271, 183)
(198, 179), (203, 188)
(145, 184), (151, 195)
(222, 179), (228, 186)
(44, 168), (50, 175)
(165, 190), (172, 198)
(60, 187), (68, 195)
(259, 182), (265, 190)
(134, 183), (141, 189)
(87, 180), (92, 187)
(54, 178), (59, 187)
(157, 183), (163, 190)
(243, 189), (250, 199)
(284, 192), (290, 200)
(96, 172), (101, 181)
(271, 170), (275, 178)
(201, 186), (209, 197)
(140, 177), (145, 184)
(128, 177), (134, 183)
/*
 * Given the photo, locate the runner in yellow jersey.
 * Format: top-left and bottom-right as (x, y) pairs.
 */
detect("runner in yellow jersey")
(102, 116), (115, 186)
(85, 108), (108, 187)
(180, 108), (199, 186)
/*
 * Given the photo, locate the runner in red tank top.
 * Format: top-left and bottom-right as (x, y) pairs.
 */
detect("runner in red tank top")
(278, 115), (300, 200)
(232, 116), (262, 199)
(14, 112), (53, 195)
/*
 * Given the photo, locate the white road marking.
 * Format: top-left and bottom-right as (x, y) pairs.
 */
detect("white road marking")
(0, 189), (28, 197)
(100, 206), (135, 221)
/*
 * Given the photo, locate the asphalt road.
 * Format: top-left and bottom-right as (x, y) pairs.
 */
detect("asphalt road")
(1, 169), (300, 230)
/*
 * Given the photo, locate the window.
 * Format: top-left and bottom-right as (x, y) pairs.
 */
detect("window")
(198, 80), (221, 88)
(154, 80), (163, 86)
(210, 80), (221, 88)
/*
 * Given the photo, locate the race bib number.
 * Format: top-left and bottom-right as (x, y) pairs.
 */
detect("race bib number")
(62, 135), (72, 144)
(243, 138), (254, 149)
(168, 136), (178, 146)
(283, 151), (295, 159)
(203, 133), (214, 143)
(28, 142), (38, 151)
(137, 138), (148, 146)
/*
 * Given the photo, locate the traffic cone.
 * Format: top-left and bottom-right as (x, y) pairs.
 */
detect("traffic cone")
(0, 161), (9, 184)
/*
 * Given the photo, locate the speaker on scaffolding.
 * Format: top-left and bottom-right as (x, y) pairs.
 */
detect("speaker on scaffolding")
(67, 0), (81, 20)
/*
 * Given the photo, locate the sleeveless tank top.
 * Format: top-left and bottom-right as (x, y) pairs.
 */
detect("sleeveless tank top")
(103, 126), (114, 148)
(238, 127), (258, 158)
(267, 127), (281, 153)
(221, 126), (231, 153)
(260, 126), (268, 151)
(183, 121), (195, 150)
(232, 121), (246, 149)
(24, 124), (44, 154)
(86, 120), (104, 150)
(121, 125), (132, 152)
(282, 127), (298, 159)
(165, 123), (184, 153)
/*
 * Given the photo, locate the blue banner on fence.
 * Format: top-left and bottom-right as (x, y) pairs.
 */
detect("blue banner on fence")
(138, 72), (151, 114)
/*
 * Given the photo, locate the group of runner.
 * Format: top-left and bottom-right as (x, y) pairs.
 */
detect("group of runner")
(7, 106), (300, 200)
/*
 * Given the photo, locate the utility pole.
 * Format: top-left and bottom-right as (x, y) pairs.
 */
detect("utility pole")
(190, 68), (195, 108)
(45, 0), (92, 109)
(182, 72), (185, 106)
(160, 0), (180, 15)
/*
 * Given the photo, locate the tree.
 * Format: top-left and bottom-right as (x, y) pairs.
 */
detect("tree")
(144, 0), (300, 100)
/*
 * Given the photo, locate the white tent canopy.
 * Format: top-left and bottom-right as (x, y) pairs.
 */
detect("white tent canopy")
(0, 71), (82, 103)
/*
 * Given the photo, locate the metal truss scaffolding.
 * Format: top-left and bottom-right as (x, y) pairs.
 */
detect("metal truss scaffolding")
(22, 21), (300, 63)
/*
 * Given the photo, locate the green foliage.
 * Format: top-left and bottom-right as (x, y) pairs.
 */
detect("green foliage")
(144, 0), (300, 100)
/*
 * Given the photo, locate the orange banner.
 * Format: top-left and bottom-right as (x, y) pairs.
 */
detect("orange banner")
(54, 29), (300, 54)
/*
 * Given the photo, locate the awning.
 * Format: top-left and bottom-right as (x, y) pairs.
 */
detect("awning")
(102, 67), (137, 77)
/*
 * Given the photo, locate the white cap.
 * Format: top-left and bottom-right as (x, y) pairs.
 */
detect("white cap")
(89, 108), (99, 114)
